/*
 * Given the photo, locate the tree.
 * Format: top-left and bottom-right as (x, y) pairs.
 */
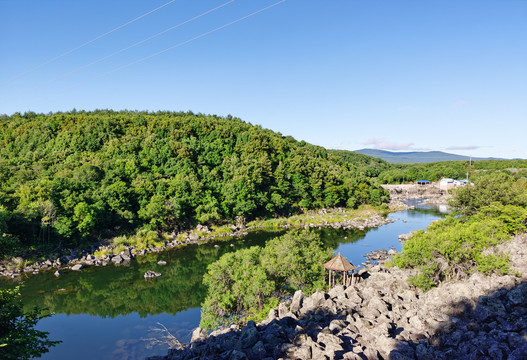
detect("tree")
(0, 287), (60, 360)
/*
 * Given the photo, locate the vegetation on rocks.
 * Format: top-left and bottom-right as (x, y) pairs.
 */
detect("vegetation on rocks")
(200, 230), (332, 330)
(392, 172), (527, 290)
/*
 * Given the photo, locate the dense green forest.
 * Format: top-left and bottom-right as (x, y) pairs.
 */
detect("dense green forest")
(0, 110), (389, 257)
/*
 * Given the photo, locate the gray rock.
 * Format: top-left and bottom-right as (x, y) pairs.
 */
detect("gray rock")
(290, 290), (305, 315)
(111, 255), (123, 264)
(191, 327), (209, 343)
(157, 260), (167, 266)
(54, 270), (63, 277)
(144, 270), (162, 279)
(71, 264), (83, 271)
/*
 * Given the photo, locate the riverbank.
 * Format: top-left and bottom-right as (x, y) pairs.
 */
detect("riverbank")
(0, 206), (392, 279)
(382, 183), (451, 208)
(152, 233), (527, 360)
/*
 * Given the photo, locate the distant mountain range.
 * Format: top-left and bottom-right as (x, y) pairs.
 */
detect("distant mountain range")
(354, 149), (505, 163)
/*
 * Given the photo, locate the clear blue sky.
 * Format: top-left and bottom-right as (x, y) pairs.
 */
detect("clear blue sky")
(1, 0), (526, 159)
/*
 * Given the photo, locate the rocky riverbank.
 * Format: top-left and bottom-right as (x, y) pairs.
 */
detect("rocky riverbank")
(382, 184), (451, 209)
(151, 234), (527, 360)
(0, 210), (392, 279)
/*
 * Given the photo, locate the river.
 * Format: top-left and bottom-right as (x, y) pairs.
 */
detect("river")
(0, 205), (446, 359)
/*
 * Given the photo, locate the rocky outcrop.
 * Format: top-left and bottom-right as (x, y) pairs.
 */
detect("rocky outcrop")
(152, 235), (527, 360)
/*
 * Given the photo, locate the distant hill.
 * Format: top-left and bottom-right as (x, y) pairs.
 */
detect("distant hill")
(354, 149), (504, 163)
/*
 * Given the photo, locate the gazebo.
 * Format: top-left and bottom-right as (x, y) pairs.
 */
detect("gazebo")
(323, 252), (357, 287)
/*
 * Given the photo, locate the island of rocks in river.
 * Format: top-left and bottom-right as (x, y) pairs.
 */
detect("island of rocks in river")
(150, 234), (527, 360)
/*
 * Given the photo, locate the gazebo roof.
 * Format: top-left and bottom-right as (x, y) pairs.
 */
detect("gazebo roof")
(323, 252), (357, 271)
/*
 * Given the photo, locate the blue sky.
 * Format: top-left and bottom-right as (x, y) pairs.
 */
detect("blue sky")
(1, 0), (526, 159)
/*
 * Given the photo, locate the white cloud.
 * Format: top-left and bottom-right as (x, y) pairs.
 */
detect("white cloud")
(454, 100), (469, 107)
(446, 145), (480, 151)
(362, 138), (425, 151)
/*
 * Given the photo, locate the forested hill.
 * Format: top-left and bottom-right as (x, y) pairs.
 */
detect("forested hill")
(0, 110), (388, 249)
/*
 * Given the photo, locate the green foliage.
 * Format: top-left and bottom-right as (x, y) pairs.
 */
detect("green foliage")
(0, 287), (60, 360)
(393, 202), (523, 290)
(375, 159), (527, 184)
(0, 110), (389, 253)
(450, 172), (527, 215)
(260, 230), (332, 293)
(200, 230), (331, 330)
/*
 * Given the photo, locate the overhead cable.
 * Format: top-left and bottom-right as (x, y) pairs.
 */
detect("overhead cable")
(28, 0), (286, 107)
(1, 0), (236, 104)
(0, 0), (180, 87)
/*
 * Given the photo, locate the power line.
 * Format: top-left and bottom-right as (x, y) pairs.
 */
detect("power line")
(28, 0), (286, 107)
(0, 0), (236, 105)
(0, 0), (180, 87)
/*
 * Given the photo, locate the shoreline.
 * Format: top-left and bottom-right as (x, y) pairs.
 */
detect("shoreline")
(152, 233), (527, 360)
(0, 206), (394, 280)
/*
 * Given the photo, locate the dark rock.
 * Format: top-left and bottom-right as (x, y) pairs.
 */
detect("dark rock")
(238, 321), (260, 349)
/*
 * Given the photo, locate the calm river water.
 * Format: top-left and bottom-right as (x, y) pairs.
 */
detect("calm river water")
(1, 205), (446, 360)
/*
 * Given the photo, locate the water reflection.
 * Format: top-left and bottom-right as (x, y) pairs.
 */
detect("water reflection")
(0, 207), (445, 359)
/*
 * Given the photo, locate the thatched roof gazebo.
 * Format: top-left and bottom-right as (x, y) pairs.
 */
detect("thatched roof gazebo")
(323, 252), (357, 287)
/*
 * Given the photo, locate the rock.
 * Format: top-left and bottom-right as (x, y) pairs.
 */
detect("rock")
(290, 290), (305, 315)
(54, 270), (62, 277)
(229, 350), (247, 360)
(157, 260), (167, 266)
(71, 264), (83, 271)
(111, 255), (123, 264)
(144, 270), (162, 279)
(278, 302), (289, 319)
(191, 327), (209, 343)
(238, 321), (260, 349)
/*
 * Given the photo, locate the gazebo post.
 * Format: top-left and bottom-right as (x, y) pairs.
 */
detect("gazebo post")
(323, 252), (357, 289)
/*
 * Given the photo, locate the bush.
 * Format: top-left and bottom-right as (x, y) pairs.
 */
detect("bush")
(200, 230), (332, 330)
(393, 203), (522, 289)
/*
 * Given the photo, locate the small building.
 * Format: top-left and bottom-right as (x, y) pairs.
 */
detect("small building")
(323, 252), (357, 287)
(417, 180), (430, 185)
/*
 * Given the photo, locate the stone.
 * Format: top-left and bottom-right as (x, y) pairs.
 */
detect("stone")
(191, 327), (209, 343)
(71, 264), (83, 271)
(144, 270), (162, 279)
(229, 350), (248, 360)
(278, 302), (289, 319)
(239, 321), (260, 349)
(157, 260), (167, 266)
(111, 255), (123, 264)
(248, 340), (267, 360)
(54, 270), (62, 277)
(290, 290), (305, 315)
